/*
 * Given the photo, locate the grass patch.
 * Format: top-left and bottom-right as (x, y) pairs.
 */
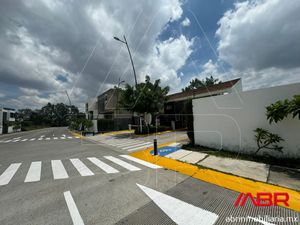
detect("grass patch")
(182, 143), (300, 169)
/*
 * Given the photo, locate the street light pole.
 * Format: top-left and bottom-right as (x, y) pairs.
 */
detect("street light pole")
(114, 35), (138, 88)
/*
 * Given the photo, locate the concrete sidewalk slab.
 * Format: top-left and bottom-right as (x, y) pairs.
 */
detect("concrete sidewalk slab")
(198, 156), (269, 182)
(268, 166), (300, 191)
(165, 149), (192, 160)
(179, 152), (207, 164)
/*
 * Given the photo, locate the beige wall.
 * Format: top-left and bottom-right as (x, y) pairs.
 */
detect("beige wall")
(193, 82), (300, 158)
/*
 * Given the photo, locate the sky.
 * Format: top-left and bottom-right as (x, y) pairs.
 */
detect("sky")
(0, 0), (300, 110)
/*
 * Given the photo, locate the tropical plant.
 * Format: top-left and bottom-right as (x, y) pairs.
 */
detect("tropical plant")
(266, 95), (300, 123)
(182, 75), (222, 92)
(119, 75), (169, 120)
(254, 128), (284, 154)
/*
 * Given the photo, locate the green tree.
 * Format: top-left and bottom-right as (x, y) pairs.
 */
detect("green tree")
(182, 75), (222, 92)
(266, 95), (300, 123)
(119, 75), (169, 121)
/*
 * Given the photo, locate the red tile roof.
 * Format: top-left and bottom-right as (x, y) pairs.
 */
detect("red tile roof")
(167, 78), (241, 101)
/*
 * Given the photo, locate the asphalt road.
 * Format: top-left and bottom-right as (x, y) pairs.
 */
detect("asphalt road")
(0, 128), (299, 225)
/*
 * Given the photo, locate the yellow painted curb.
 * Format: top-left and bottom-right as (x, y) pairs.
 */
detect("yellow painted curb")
(134, 130), (172, 137)
(101, 130), (134, 136)
(70, 131), (85, 138)
(129, 148), (300, 212)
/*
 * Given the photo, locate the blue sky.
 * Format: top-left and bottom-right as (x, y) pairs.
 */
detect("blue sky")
(0, 0), (300, 109)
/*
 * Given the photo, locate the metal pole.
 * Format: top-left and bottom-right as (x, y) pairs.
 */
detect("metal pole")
(123, 35), (138, 88)
(154, 139), (158, 155)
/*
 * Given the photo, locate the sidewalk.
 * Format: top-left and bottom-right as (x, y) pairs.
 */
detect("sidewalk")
(164, 148), (300, 191)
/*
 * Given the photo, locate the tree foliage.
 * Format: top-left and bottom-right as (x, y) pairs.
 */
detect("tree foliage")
(266, 95), (300, 123)
(182, 75), (222, 92)
(16, 103), (81, 127)
(254, 128), (284, 155)
(119, 75), (169, 115)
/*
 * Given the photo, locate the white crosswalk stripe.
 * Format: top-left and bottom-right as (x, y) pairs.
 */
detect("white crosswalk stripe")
(0, 163), (22, 186)
(127, 144), (153, 152)
(0, 135), (80, 144)
(70, 158), (94, 176)
(112, 141), (144, 147)
(51, 160), (69, 179)
(22, 139), (28, 142)
(45, 137), (50, 140)
(29, 138), (36, 141)
(119, 155), (162, 169)
(25, 161), (42, 182)
(104, 156), (141, 171)
(0, 155), (155, 186)
(122, 142), (151, 150)
(87, 157), (119, 173)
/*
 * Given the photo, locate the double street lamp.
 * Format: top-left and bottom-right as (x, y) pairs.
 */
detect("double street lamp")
(113, 35), (138, 88)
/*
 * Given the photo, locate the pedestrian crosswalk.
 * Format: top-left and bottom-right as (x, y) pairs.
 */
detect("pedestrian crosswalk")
(0, 135), (80, 144)
(99, 138), (153, 152)
(0, 155), (162, 186)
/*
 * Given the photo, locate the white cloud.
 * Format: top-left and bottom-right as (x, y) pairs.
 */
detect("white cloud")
(216, 0), (300, 70)
(0, 0), (187, 109)
(141, 35), (195, 89)
(181, 17), (191, 27)
(214, 0), (300, 90)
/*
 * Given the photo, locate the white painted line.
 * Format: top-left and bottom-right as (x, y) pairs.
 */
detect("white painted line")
(51, 160), (69, 179)
(87, 157), (119, 174)
(29, 138), (36, 141)
(75, 137), (80, 139)
(54, 137), (58, 140)
(40, 135), (45, 138)
(104, 156), (141, 171)
(38, 138), (43, 140)
(61, 137), (66, 140)
(24, 161), (41, 182)
(13, 137), (21, 139)
(45, 137), (50, 140)
(64, 191), (85, 225)
(137, 184), (219, 225)
(0, 163), (22, 186)
(67, 137), (73, 139)
(120, 155), (162, 169)
(12, 139), (20, 142)
(62, 134), (66, 137)
(127, 144), (153, 152)
(112, 141), (144, 147)
(70, 159), (94, 176)
(4, 140), (12, 143)
(21, 139), (28, 142)
(122, 142), (151, 149)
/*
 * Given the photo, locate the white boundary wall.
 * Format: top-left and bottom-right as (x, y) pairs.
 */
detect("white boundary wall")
(192, 82), (300, 158)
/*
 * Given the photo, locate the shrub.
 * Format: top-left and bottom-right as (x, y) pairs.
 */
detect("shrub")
(254, 128), (284, 155)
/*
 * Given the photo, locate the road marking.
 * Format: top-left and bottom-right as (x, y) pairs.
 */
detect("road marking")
(87, 157), (119, 173)
(38, 138), (43, 140)
(51, 160), (69, 179)
(64, 191), (85, 225)
(67, 137), (73, 139)
(13, 137), (21, 139)
(112, 141), (144, 147)
(61, 137), (66, 139)
(25, 161), (41, 182)
(54, 137), (58, 140)
(75, 137), (80, 139)
(40, 135), (45, 138)
(12, 139), (20, 142)
(120, 155), (162, 169)
(127, 144), (153, 152)
(4, 140), (12, 143)
(248, 216), (275, 225)
(62, 134), (66, 137)
(70, 159), (94, 176)
(46, 137), (50, 140)
(104, 156), (141, 171)
(21, 139), (28, 142)
(122, 142), (151, 149)
(137, 184), (219, 225)
(0, 163), (22, 186)
(29, 138), (36, 141)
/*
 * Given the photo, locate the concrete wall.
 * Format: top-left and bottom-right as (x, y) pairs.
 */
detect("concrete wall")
(192, 82), (300, 158)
